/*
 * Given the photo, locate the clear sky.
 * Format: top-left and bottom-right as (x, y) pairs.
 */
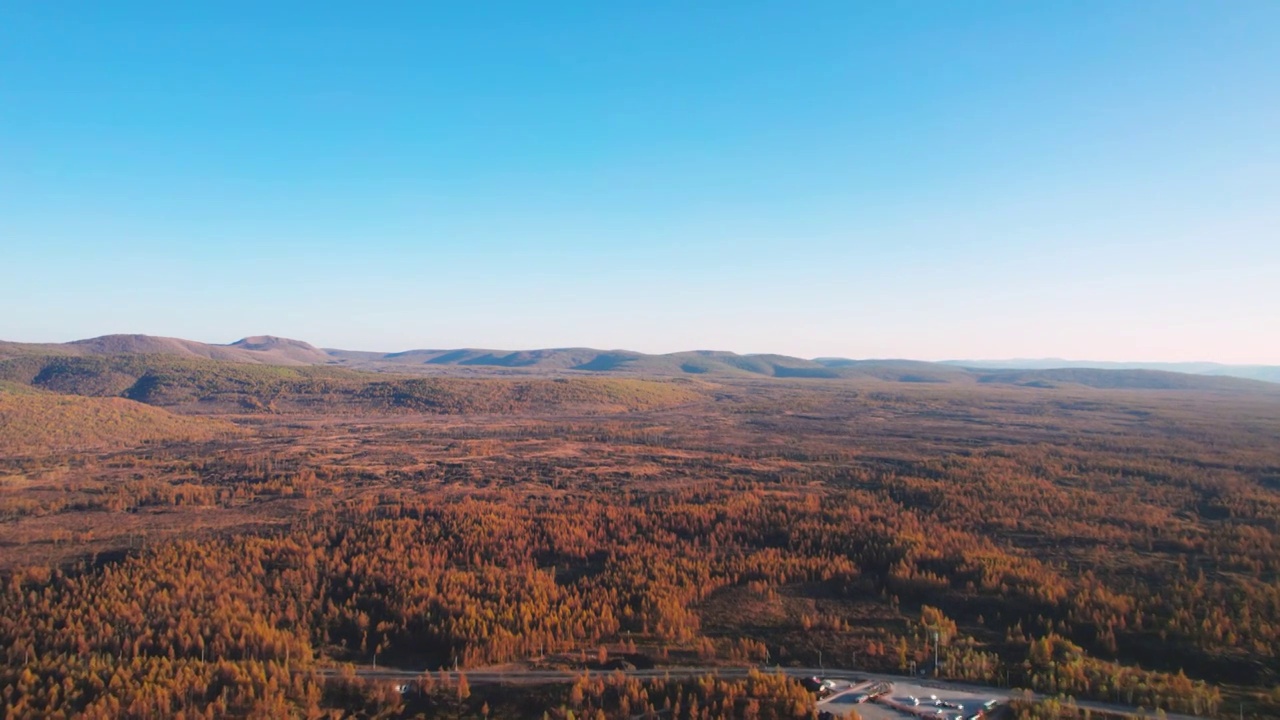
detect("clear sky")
(2, 2), (1277, 362)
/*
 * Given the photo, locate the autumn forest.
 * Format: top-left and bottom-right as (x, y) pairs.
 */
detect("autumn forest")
(1, 353), (1278, 719)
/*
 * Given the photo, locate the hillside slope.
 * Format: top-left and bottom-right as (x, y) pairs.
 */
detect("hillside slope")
(0, 355), (705, 414)
(0, 385), (242, 455)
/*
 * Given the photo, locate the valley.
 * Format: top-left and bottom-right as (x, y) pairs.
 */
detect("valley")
(1, 351), (1277, 718)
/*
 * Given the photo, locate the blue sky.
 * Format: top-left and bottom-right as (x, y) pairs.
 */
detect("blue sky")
(2, 2), (1277, 362)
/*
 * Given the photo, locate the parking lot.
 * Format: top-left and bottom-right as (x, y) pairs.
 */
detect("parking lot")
(818, 680), (1002, 720)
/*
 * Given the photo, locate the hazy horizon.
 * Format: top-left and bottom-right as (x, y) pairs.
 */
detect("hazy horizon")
(3, 2), (1277, 364)
(4, 329), (1279, 368)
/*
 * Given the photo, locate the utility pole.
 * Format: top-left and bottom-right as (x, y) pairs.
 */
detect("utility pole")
(932, 630), (940, 678)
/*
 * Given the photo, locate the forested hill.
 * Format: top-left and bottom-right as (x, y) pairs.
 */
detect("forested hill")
(0, 355), (704, 414)
(2, 334), (1277, 391)
(0, 383), (241, 455)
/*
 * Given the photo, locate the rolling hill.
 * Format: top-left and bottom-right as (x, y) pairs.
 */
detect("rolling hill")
(0, 383), (242, 455)
(945, 358), (1280, 384)
(971, 367), (1273, 391)
(0, 355), (705, 414)
(0, 334), (330, 366)
(1, 334), (1276, 391)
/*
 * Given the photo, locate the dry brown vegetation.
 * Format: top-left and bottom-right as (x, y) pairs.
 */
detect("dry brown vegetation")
(0, 363), (1278, 718)
(0, 388), (241, 456)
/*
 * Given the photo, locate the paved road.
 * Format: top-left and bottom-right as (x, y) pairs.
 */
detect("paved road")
(316, 664), (1205, 719)
(319, 665), (831, 685)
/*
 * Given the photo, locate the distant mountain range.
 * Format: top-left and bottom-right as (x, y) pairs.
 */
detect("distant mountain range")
(0, 334), (333, 366)
(1, 334), (1277, 391)
(941, 359), (1280, 384)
